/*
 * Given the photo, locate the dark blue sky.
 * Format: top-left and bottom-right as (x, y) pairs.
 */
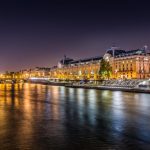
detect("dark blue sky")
(0, 0), (150, 71)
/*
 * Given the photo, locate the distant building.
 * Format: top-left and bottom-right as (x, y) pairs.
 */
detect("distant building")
(21, 67), (51, 79)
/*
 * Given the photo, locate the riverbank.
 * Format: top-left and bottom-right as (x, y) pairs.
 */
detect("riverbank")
(65, 84), (150, 94)
(28, 81), (68, 86)
(29, 81), (150, 94)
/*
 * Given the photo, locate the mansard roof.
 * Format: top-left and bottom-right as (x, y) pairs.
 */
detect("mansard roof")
(70, 56), (102, 64)
(115, 49), (146, 57)
(106, 49), (126, 56)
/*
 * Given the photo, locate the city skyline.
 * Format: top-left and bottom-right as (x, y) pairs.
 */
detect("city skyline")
(1, 1), (150, 150)
(2, 44), (149, 73)
(1, 0), (150, 71)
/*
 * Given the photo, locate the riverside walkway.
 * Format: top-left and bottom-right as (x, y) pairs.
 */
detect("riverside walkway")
(65, 79), (150, 94)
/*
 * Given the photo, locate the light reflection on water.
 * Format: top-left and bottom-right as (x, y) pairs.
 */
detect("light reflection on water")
(0, 83), (150, 149)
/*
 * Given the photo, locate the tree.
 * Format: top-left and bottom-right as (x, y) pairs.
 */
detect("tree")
(99, 59), (112, 79)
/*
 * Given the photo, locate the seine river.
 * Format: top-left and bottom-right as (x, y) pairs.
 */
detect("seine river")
(0, 83), (150, 150)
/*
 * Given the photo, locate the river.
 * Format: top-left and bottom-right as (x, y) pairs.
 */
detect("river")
(0, 83), (150, 150)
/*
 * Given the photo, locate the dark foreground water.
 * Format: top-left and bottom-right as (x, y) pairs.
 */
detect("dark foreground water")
(0, 83), (150, 150)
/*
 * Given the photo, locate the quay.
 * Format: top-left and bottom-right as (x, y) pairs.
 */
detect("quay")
(27, 78), (150, 94)
(65, 85), (150, 94)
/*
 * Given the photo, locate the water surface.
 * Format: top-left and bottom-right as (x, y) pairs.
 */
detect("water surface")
(0, 83), (150, 150)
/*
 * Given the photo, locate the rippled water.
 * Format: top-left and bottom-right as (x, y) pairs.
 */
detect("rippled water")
(0, 83), (150, 150)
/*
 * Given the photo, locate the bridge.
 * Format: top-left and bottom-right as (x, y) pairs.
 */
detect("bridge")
(0, 78), (26, 83)
(0, 77), (50, 84)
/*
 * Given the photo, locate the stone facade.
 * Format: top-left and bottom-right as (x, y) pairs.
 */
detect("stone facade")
(49, 46), (150, 80)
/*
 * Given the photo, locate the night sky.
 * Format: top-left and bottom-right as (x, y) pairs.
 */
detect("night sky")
(0, 0), (150, 71)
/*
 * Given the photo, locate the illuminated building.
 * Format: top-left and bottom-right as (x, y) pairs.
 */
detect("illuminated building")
(20, 67), (51, 79)
(49, 56), (102, 80)
(49, 46), (150, 80)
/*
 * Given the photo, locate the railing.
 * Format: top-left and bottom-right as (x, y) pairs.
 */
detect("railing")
(101, 79), (146, 88)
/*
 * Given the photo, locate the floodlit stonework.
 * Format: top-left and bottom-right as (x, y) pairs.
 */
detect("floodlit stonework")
(49, 46), (150, 80)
